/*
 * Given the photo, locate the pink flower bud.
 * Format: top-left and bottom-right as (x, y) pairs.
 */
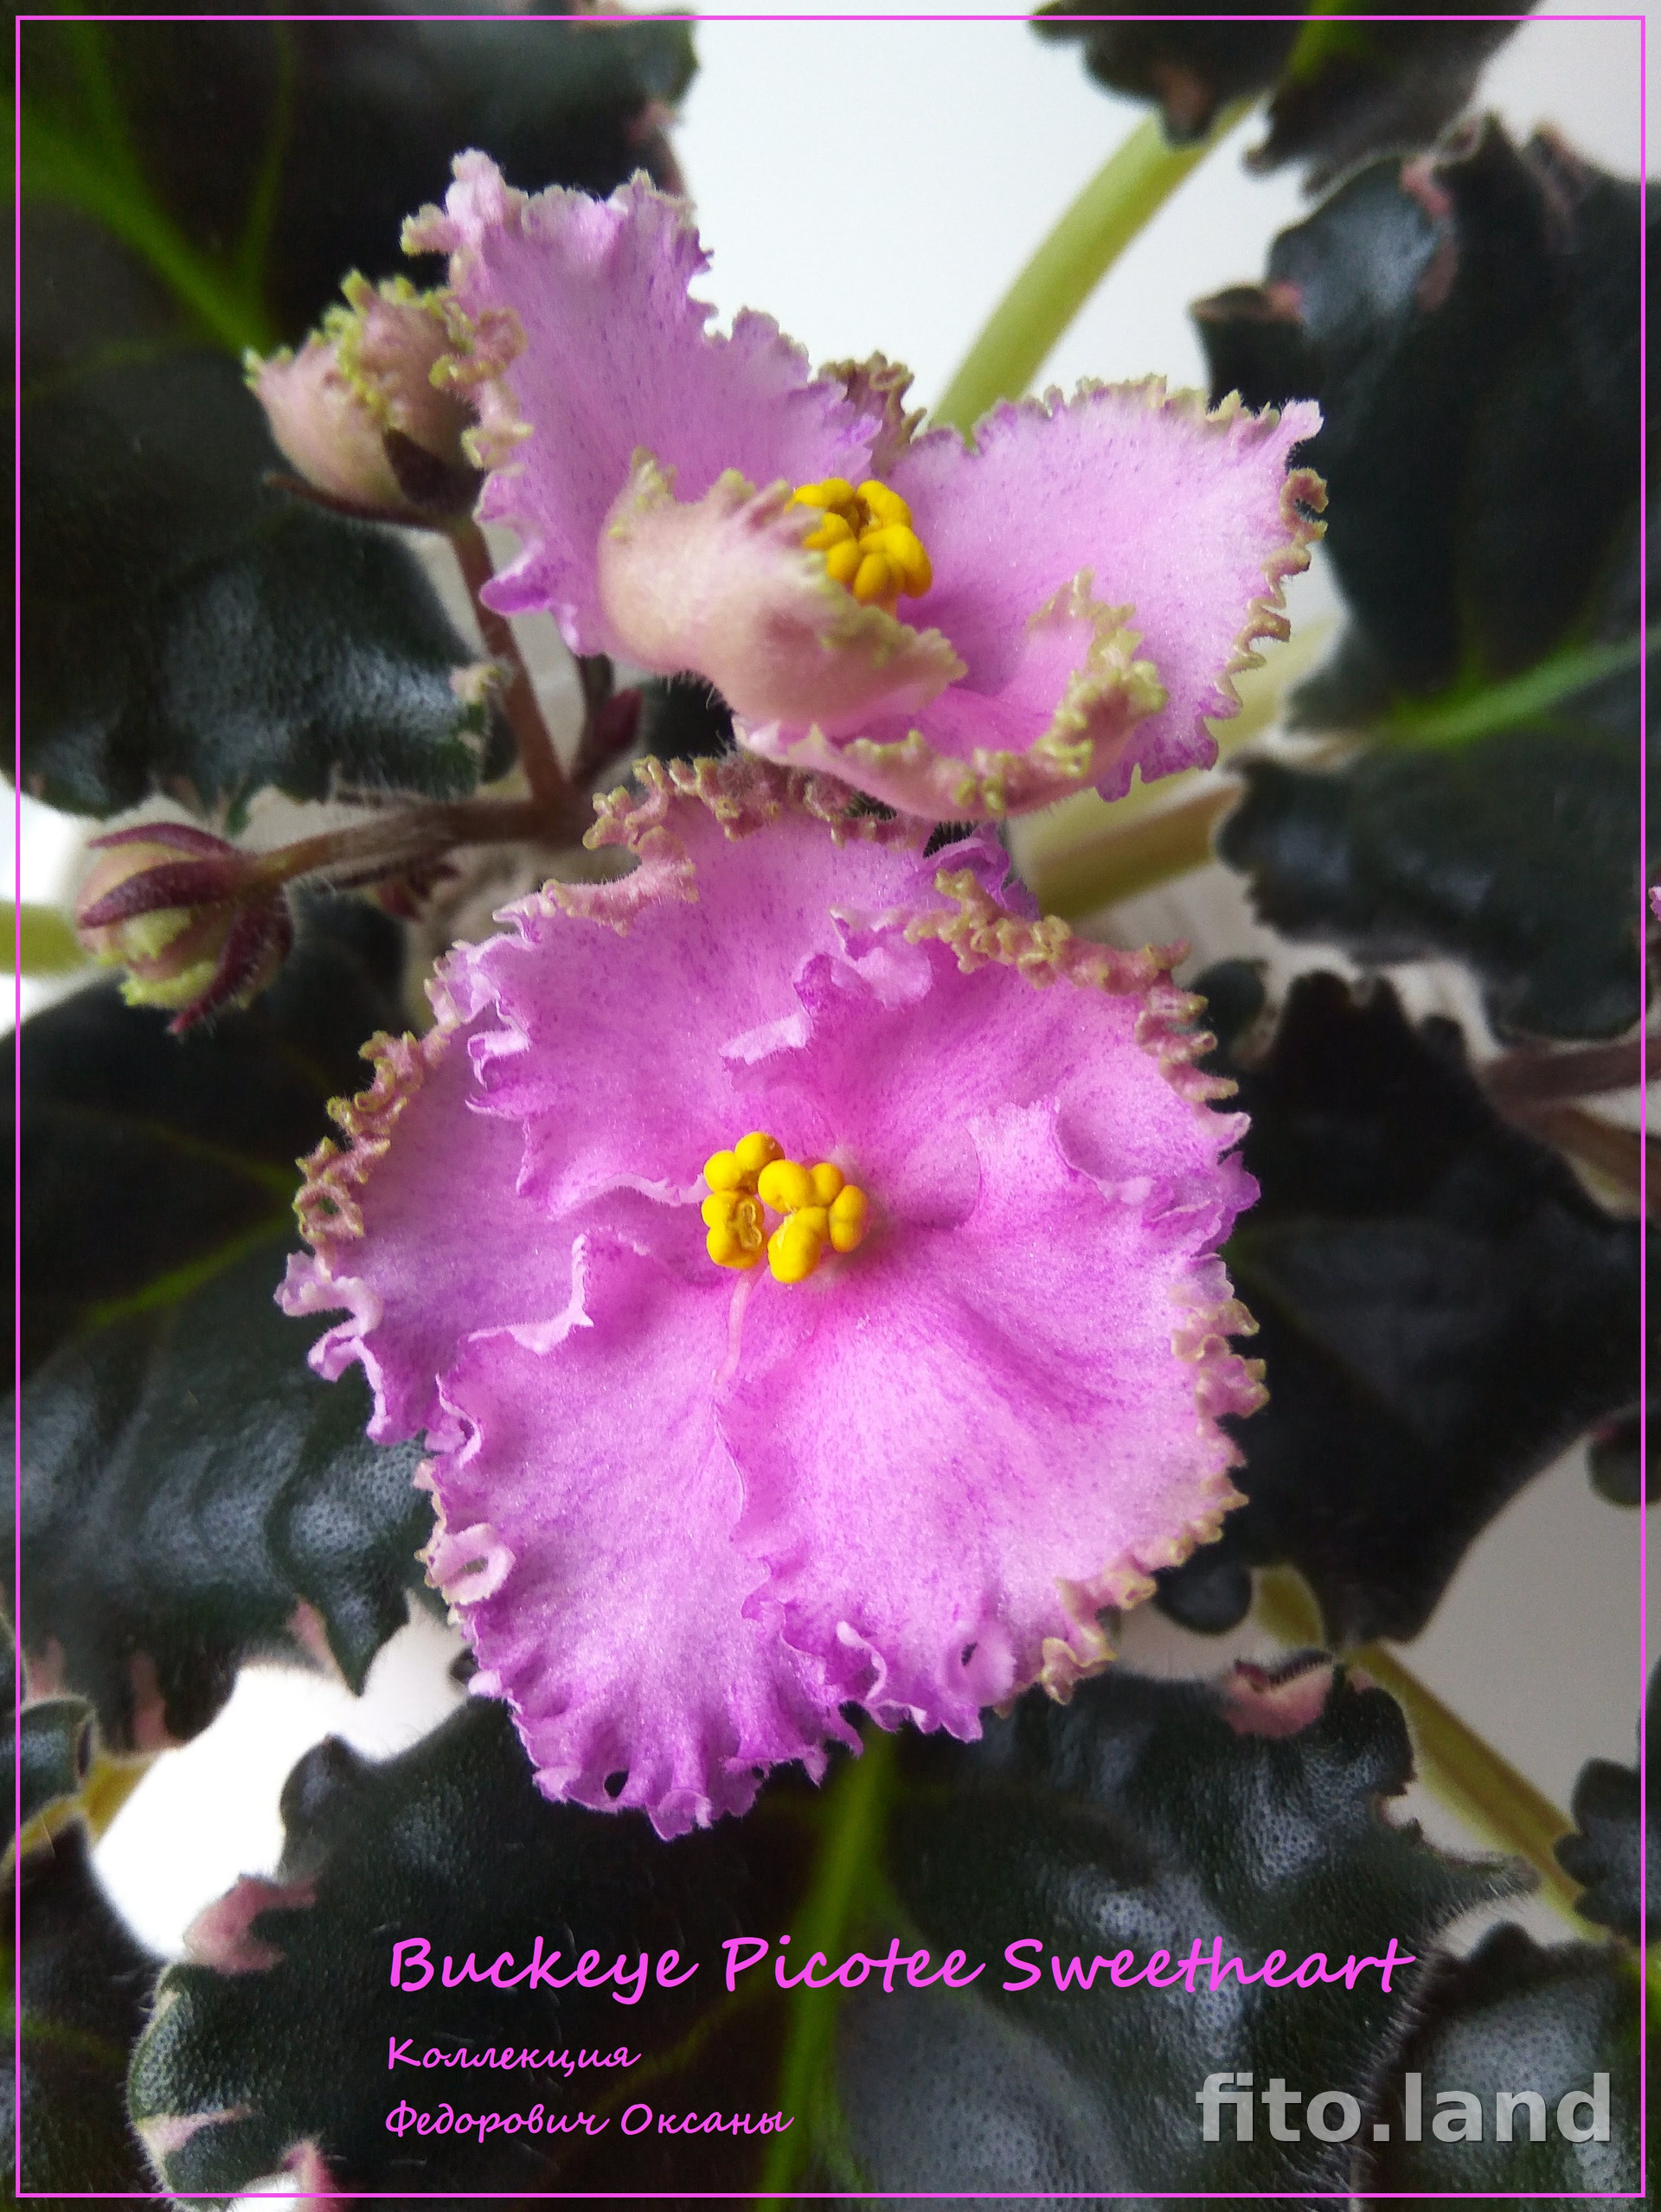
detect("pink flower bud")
(75, 823), (294, 1035)
(247, 275), (480, 522)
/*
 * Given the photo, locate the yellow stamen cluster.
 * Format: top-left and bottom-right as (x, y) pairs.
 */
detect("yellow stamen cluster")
(701, 1131), (870, 1285)
(791, 478), (933, 613)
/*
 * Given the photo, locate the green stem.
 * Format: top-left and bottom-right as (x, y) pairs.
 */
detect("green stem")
(8, 902), (90, 977)
(1023, 786), (1234, 920)
(1256, 1571), (1584, 1927)
(760, 1730), (896, 2200)
(933, 104), (1250, 433)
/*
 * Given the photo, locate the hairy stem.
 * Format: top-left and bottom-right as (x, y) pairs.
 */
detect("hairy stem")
(933, 104), (1249, 433)
(1256, 1571), (1584, 1927)
(8, 902), (90, 977)
(449, 516), (571, 813)
(254, 795), (555, 896)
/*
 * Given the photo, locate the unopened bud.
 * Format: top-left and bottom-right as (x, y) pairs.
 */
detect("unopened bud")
(76, 823), (294, 1035)
(247, 275), (480, 521)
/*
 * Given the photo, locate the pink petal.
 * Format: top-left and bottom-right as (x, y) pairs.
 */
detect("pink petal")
(408, 156), (880, 654)
(459, 758), (955, 1217)
(428, 1234), (854, 1837)
(281, 1021), (571, 1443)
(598, 453), (963, 730)
(740, 382), (1323, 816)
(719, 1098), (1254, 1734)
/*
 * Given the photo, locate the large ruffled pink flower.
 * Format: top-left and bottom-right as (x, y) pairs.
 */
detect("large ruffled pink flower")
(407, 156), (1324, 819)
(282, 758), (1263, 1836)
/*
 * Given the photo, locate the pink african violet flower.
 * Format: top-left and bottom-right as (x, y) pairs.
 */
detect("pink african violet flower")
(405, 155), (1325, 820)
(281, 756), (1264, 1837)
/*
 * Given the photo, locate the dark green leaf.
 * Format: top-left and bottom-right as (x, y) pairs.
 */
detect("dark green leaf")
(1193, 124), (1647, 713)
(1357, 1925), (1641, 2198)
(1154, 966), (1645, 1645)
(10, 892), (404, 1379)
(13, 1704), (96, 1836)
(10, 898), (431, 1747)
(1033, 9), (1529, 189)
(1553, 1667), (1657, 1946)
(3, 1636), (97, 1836)
(838, 1658), (1521, 2195)
(1215, 716), (1645, 1042)
(126, 1700), (819, 2200)
(16, 1242), (431, 1751)
(21, 352), (505, 822)
(20, 17), (694, 349)
(1, 1825), (162, 2205)
(20, 13), (696, 819)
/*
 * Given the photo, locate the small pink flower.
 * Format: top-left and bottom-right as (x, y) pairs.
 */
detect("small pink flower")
(281, 757), (1262, 1836)
(406, 157), (1324, 819)
(247, 274), (480, 522)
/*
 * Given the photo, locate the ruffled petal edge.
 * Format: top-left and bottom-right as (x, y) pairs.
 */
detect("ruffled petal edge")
(888, 867), (1265, 1700)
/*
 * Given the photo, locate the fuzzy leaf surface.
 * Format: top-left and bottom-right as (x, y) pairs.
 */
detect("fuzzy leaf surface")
(1, 1826), (162, 2205)
(1154, 967), (1645, 1645)
(10, 894), (403, 1379)
(126, 1700), (820, 2200)
(1033, 9), (1527, 188)
(1216, 715), (1645, 1042)
(1358, 1926), (1641, 2197)
(10, 901), (430, 1747)
(1194, 124), (1647, 718)
(16, 1244), (431, 1751)
(20, 16), (693, 345)
(837, 1661), (1520, 2195)
(1553, 1667), (1657, 1946)
(21, 353), (503, 823)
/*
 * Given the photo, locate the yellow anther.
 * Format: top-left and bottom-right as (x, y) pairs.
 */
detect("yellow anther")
(828, 1183), (869, 1253)
(792, 476), (932, 611)
(801, 510), (856, 555)
(852, 552), (895, 604)
(768, 1210), (827, 1285)
(705, 1189), (765, 1269)
(703, 1138), (870, 1282)
(860, 523), (931, 596)
(733, 1131), (784, 1181)
(757, 1157), (816, 1213)
(858, 480), (911, 527)
(793, 478), (856, 517)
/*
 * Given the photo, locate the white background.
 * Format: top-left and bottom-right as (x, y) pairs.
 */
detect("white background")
(12, 8), (1651, 2143)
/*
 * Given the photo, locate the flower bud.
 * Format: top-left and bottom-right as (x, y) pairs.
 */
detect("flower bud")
(76, 823), (294, 1035)
(247, 274), (480, 521)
